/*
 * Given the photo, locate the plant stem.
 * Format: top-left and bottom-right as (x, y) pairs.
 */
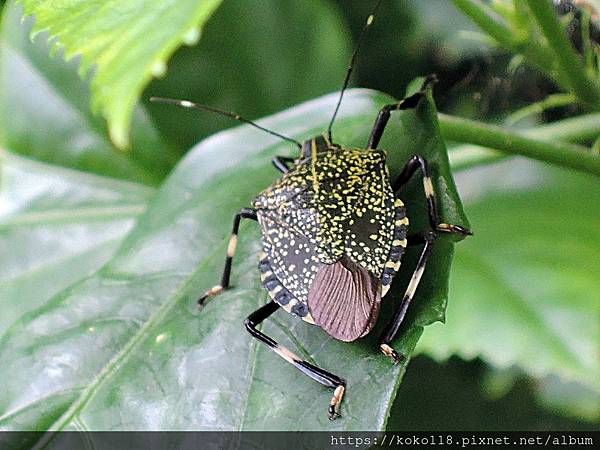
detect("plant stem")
(593, 137), (600, 155)
(449, 113), (600, 170)
(449, 145), (505, 171)
(451, 0), (569, 89)
(525, 0), (600, 110)
(580, 8), (595, 72)
(452, 0), (513, 44)
(505, 93), (577, 125)
(524, 113), (600, 143)
(438, 114), (600, 176)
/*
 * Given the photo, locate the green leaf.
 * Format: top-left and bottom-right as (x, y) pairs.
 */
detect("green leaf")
(0, 1), (178, 185)
(417, 162), (600, 413)
(16, 0), (223, 148)
(481, 366), (600, 423)
(0, 150), (155, 340)
(145, 0), (352, 152)
(0, 88), (468, 435)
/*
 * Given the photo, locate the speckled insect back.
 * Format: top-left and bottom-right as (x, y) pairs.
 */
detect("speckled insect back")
(253, 136), (408, 341)
(150, 0), (471, 421)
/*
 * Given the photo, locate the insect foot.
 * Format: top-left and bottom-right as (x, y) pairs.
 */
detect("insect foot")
(328, 385), (346, 420)
(380, 343), (405, 365)
(437, 223), (473, 236)
(197, 285), (224, 309)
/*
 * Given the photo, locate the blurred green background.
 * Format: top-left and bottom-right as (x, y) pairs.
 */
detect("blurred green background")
(0, 0), (598, 432)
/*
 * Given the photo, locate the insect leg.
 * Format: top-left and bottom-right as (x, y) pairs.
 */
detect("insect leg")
(379, 156), (471, 363)
(271, 156), (295, 173)
(197, 207), (258, 306)
(367, 75), (437, 149)
(405, 232), (427, 246)
(379, 231), (436, 364)
(393, 155), (472, 236)
(367, 94), (424, 150)
(245, 301), (347, 420)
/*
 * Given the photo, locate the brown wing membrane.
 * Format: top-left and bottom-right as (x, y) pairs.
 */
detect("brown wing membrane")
(307, 256), (381, 342)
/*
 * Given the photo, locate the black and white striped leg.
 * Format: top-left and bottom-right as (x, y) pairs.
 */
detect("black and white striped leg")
(393, 155), (472, 236)
(378, 154), (471, 363)
(197, 207), (258, 307)
(245, 301), (347, 420)
(379, 231), (436, 364)
(367, 94), (424, 150)
(271, 156), (295, 173)
(367, 75), (437, 150)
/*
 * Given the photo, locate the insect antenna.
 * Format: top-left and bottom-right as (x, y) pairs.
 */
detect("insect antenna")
(150, 97), (302, 148)
(327, 0), (383, 144)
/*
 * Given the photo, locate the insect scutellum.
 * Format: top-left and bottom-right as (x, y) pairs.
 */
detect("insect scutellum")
(151, 0), (471, 421)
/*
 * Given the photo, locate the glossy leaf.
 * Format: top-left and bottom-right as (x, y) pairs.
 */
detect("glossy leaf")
(16, 0), (223, 148)
(417, 162), (600, 416)
(0, 89), (468, 436)
(0, 150), (155, 339)
(0, 1), (178, 184)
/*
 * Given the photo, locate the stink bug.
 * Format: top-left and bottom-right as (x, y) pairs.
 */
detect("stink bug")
(151, 0), (471, 420)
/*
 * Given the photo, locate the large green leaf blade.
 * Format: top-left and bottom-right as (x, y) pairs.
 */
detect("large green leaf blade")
(0, 150), (154, 340)
(16, 0), (223, 148)
(0, 1), (177, 184)
(0, 89), (468, 437)
(417, 163), (600, 419)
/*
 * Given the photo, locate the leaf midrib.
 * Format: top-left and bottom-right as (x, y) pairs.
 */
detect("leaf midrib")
(32, 238), (233, 443)
(0, 387), (84, 425)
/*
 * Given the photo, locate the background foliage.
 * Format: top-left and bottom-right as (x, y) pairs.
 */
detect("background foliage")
(0, 0), (598, 436)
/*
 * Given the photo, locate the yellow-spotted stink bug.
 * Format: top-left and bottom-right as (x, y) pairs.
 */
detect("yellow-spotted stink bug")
(151, 0), (471, 420)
